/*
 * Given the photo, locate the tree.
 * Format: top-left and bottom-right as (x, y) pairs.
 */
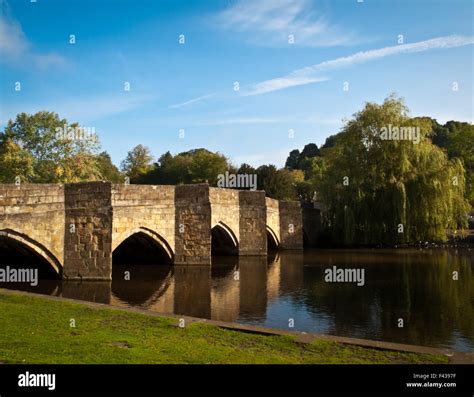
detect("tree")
(285, 144), (321, 170)
(121, 145), (153, 181)
(316, 95), (470, 245)
(444, 121), (474, 205)
(300, 143), (320, 159)
(237, 163), (257, 175)
(285, 149), (300, 169)
(96, 152), (123, 183)
(321, 134), (340, 150)
(256, 165), (298, 200)
(1, 112), (101, 183)
(0, 138), (34, 183)
(140, 148), (231, 185)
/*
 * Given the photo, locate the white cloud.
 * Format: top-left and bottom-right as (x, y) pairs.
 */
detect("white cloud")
(200, 117), (282, 126)
(0, 9), (67, 68)
(243, 35), (474, 96)
(214, 0), (356, 47)
(169, 93), (216, 109)
(0, 12), (27, 56)
(242, 76), (329, 96)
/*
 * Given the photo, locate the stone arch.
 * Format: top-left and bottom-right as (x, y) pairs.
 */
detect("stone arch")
(266, 225), (280, 250)
(112, 227), (174, 264)
(211, 221), (239, 256)
(0, 229), (62, 276)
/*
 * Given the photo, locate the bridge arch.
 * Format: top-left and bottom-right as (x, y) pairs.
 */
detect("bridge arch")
(112, 227), (174, 265)
(211, 222), (239, 256)
(0, 229), (62, 277)
(266, 226), (280, 251)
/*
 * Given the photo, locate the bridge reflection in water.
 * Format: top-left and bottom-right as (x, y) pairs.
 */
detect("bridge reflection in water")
(2, 249), (474, 353)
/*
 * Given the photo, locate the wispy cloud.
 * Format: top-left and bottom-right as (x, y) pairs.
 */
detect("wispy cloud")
(0, 93), (155, 125)
(200, 117), (282, 126)
(214, 0), (356, 47)
(242, 35), (474, 96)
(169, 93), (216, 109)
(0, 5), (67, 68)
(243, 76), (329, 96)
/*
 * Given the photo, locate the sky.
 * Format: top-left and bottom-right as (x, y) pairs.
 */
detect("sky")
(0, 0), (473, 168)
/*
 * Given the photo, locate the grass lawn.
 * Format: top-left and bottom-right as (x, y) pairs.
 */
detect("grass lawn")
(0, 291), (448, 364)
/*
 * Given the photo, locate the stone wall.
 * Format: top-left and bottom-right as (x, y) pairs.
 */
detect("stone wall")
(238, 190), (267, 255)
(265, 197), (280, 246)
(174, 184), (212, 265)
(0, 184), (65, 273)
(111, 184), (175, 257)
(63, 182), (113, 280)
(209, 187), (240, 241)
(279, 201), (304, 250)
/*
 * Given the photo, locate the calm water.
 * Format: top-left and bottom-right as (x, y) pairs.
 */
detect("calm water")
(4, 248), (474, 352)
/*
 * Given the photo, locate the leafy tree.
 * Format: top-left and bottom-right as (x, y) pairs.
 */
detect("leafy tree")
(285, 149), (300, 169)
(237, 163), (257, 175)
(300, 143), (320, 159)
(121, 144), (153, 181)
(316, 96), (470, 245)
(1, 112), (101, 182)
(256, 165), (299, 200)
(444, 121), (474, 205)
(96, 152), (123, 183)
(141, 148), (230, 185)
(188, 149), (229, 184)
(0, 138), (34, 183)
(285, 144), (321, 170)
(321, 134), (341, 150)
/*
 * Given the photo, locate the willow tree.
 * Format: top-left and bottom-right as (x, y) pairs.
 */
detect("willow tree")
(317, 95), (470, 245)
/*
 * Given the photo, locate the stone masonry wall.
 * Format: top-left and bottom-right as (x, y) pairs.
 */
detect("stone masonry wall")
(111, 184), (175, 256)
(265, 197), (280, 245)
(63, 182), (113, 280)
(174, 184), (212, 265)
(238, 190), (267, 255)
(279, 201), (304, 250)
(209, 187), (240, 242)
(0, 184), (65, 272)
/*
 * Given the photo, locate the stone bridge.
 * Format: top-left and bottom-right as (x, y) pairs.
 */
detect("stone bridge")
(0, 182), (303, 280)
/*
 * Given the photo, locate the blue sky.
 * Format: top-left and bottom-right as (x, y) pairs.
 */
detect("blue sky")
(1, 0), (473, 167)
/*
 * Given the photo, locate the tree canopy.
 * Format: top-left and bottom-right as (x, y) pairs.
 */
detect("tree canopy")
(0, 112), (117, 183)
(314, 96), (470, 245)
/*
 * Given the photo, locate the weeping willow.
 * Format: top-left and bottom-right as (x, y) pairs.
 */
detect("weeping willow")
(317, 96), (470, 245)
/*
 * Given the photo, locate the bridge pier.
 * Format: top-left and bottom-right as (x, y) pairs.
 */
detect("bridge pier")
(63, 182), (113, 280)
(174, 185), (212, 265)
(238, 191), (267, 255)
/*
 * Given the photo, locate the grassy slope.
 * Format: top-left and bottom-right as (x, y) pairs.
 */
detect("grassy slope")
(0, 292), (448, 364)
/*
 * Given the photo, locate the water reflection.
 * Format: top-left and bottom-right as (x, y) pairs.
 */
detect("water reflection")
(1, 248), (473, 352)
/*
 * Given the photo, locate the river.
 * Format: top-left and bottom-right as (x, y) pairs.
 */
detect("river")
(3, 248), (473, 352)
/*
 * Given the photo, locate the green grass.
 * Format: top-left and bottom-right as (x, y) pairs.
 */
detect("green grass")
(0, 292), (448, 364)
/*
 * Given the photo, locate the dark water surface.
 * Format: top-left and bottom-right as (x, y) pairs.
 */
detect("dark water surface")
(4, 248), (474, 352)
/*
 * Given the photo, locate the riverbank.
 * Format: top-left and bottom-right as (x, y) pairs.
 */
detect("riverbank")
(0, 289), (453, 364)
